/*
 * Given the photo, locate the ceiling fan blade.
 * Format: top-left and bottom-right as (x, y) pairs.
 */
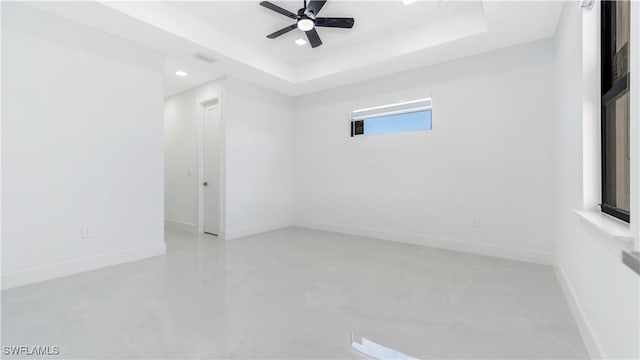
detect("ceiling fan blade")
(266, 24), (297, 39)
(315, 17), (355, 28)
(306, 0), (327, 16)
(260, 1), (297, 19)
(305, 28), (323, 48)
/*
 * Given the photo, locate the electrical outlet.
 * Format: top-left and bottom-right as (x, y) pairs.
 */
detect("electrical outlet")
(472, 216), (480, 227)
(81, 226), (93, 239)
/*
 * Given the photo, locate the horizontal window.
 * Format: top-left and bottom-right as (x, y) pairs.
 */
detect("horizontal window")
(350, 98), (432, 137)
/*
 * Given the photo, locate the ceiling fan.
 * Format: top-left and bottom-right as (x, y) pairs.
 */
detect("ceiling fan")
(260, 0), (355, 48)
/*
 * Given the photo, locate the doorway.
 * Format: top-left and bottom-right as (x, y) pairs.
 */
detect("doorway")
(202, 100), (221, 236)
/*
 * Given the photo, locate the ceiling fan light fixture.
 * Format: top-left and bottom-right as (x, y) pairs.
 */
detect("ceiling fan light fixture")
(261, 1), (354, 48)
(297, 18), (315, 31)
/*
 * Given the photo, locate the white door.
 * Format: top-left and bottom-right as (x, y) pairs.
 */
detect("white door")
(204, 105), (221, 235)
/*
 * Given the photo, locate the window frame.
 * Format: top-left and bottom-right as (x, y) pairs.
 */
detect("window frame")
(349, 98), (432, 137)
(600, 0), (631, 223)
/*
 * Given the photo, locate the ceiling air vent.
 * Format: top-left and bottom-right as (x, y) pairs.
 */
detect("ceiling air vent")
(193, 53), (218, 64)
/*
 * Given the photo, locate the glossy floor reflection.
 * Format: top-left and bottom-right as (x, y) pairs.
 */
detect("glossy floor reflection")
(2, 227), (588, 359)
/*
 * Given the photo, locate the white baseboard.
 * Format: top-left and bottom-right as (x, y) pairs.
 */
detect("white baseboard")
(225, 220), (293, 240)
(554, 260), (604, 359)
(294, 220), (554, 265)
(1, 243), (166, 290)
(165, 218), (198, 233)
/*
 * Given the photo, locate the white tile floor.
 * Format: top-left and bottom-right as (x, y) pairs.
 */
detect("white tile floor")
(2, 227), (588, 359)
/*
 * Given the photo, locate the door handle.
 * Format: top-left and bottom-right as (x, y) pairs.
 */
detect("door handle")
(203, 182), (208, 186)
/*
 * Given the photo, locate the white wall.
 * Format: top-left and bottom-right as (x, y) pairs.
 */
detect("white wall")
(223, 78), (294, 238)
(293, 39), (556, 264)
(164, 77), (294, 239)
(553, 2), (640, 359)
(1, 3), (165, 289)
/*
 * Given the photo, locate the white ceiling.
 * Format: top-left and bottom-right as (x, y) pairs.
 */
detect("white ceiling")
(164, 1), (483, 67)
(26, 1), (565, 97)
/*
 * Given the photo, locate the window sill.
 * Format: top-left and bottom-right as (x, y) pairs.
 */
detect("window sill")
(574, 210), (634, 258)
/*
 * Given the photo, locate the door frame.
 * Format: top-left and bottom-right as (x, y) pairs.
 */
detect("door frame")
(197, 95), (226, 239)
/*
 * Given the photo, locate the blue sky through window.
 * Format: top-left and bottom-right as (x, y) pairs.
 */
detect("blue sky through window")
(361, 110), (432, 136)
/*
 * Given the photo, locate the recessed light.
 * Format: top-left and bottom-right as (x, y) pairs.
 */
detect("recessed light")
(175, 71), (188, 77)
(295, 38), (308, 46)
(402, 0), (418, 5)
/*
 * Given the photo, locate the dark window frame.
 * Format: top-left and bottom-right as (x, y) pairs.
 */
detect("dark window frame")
(600, 0), (630, 222)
